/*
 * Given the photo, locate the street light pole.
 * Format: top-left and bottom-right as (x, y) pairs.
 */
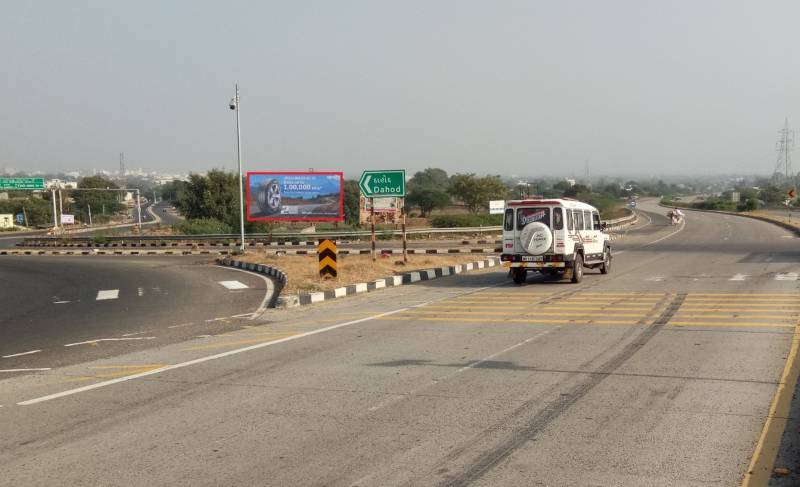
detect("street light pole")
(231, 84), (246, 253)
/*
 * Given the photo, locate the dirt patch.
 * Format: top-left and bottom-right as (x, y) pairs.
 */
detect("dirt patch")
(236, 252), (491, 294)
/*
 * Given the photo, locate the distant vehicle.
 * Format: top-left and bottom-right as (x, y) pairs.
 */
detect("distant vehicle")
(501, 198), (611, 284)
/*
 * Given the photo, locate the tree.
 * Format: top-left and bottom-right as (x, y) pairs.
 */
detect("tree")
(72, 176), (124, 222)
(176, 170), (241, 229)
(448, 173), (509, 213)
(406, 168), (451, 217)
(408, 168), (449, 188)
(406, 188), (451, 217)
(343, 179), (361, 226)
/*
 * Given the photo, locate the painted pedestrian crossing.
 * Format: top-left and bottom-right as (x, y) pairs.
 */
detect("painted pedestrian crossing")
(377, 290), (800, 329)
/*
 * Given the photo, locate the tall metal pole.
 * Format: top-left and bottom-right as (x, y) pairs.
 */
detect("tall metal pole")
(51, 189), (58, 229)
(58, 189), (63, 221)
(136, 189), (142, 230)
(88, 204), (93, 226)
(234, 84), (246, 252)
(370, 200), (376, 262)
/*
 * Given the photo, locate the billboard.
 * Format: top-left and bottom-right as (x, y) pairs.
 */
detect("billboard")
(247, 172), (344, 222)
(60, 214), (75, 224)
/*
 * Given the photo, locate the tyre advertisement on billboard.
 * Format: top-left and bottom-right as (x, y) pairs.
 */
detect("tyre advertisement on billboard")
(246, 172), (344, 222)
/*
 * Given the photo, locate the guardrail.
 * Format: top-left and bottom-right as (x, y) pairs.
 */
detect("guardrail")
(19, 209), (637, 246)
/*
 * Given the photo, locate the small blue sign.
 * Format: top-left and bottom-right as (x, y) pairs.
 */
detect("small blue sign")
(628, 201), (637, 209)
(15, 213), (24, 225)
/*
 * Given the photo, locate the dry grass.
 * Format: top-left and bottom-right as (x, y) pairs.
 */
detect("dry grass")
(746, 211), (800, 229)
(237, 252), (489, 294)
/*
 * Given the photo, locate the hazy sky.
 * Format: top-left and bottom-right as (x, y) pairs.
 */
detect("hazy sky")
(3, 1), (800, 178)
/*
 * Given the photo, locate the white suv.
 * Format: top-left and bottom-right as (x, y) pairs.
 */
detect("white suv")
(500, 198), (611, 284)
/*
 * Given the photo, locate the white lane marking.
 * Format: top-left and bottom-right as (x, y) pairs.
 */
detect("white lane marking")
(613, 250), (625, 255)
(634, 210), (652, 230)
(18, 284), (504, 406)
(217, 265), (275, 319)
(121, 331), (152, 337)
(96, 290), (120, 301)
(218, 280), (249, 290)
(642, 218), (687, 247)
(1, 368), (51, 373)
(367, 327), (559, 412)
(137, 287), (144, 297)
(730, 274), (749, 281)
(2, 350), (42, 359)
(64, 337), (157, 347)
(167, 322), (196, 329)
(646, 276), (665, 282)
(775, 273), (799, 281)
(53, 301), (71, 304)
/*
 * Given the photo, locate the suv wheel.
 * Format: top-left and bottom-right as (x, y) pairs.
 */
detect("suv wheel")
(512, 268), (527, 284)
(600, 248), (611, 275)
(571, 254), (584, 283)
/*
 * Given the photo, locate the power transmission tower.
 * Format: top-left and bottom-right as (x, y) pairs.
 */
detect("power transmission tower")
(774, 118), (794, 186)
(119, 152), (126, 176)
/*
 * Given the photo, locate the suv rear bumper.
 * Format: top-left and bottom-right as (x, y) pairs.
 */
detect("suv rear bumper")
(501, 253), (575, 269)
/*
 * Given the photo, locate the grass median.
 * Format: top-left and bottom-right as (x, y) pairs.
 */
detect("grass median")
(236, 252), (491, 294)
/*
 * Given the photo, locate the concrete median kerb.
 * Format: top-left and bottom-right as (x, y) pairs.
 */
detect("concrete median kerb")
(219, 256), (499, 309)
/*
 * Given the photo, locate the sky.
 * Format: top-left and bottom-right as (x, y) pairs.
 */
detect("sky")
(2, 0), (800, 179)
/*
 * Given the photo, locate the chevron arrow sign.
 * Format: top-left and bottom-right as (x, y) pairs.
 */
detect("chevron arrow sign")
(318, 239), (338, 278)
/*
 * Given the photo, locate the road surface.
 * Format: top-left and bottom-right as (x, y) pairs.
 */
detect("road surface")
(0, 256), (270, 371)
(1, 200), (798, 486)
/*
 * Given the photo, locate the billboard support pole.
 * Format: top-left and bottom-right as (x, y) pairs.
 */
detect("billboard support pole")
(401, 198), (407, 263)
(370, 199), (376, 262)
(231, 84), (245, 253)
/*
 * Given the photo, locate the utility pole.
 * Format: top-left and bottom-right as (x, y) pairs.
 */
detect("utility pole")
(230, 84), (246, 253)
(58, 189), (63, 222)
(120, 152), (125, 176)
(136, 189), (142, 231)
(88, 204), (93, 226)
(22, 206), (29, 227)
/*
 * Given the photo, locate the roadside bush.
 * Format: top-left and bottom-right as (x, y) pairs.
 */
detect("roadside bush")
(175, 218), (233, 235)
(430, 214), (503, 227)
(91, 233), (108, 245)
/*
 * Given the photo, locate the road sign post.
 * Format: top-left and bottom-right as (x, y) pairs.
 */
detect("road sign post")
(0, 178), (45, 190)
(359, 170), (406, 262)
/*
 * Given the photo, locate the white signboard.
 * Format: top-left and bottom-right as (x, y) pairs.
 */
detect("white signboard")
(489, 200), (506, 215)
(367, 197), (398, 213)
(60, 214), (75, 224)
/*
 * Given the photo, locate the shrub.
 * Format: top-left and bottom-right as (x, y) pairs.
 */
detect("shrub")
(175, 218), (233, 235)
(91, 233), (108, 245)
(430, 214), (503, 227)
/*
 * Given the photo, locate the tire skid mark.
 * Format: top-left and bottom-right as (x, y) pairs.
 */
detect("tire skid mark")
(433, 293), (688, 487)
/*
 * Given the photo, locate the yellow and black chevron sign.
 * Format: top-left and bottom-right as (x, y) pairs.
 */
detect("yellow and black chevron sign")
(318, 239), (337, 278)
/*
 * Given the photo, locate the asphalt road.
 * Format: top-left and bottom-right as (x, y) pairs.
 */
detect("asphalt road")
(0, 256), (270, 371)
(1, 200), (799, 486)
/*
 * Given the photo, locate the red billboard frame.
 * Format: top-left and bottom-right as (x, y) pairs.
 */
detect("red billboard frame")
(246, 171), (345, 222)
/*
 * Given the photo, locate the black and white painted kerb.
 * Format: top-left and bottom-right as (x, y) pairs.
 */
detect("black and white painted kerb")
(283, 257), (499, 308)
(215, 256), (498, 308)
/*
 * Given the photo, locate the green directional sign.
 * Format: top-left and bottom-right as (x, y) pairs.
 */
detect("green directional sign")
(0, 178), (45, 190)
(359, 170), (405, 197)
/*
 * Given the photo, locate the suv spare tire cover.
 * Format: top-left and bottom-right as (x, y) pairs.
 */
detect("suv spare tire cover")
(519, 222), (552, 255)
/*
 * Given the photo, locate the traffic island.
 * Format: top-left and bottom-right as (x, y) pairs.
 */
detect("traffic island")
(226, 253), (499, 308)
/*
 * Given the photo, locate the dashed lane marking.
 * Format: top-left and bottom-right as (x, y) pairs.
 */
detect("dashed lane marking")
(775, 273), (799, 281)
(730, 274), (749, 281)
(2, 350), (42, 359)
(218, 280), (249, 290)
(0, 368), (51, 373)
(96, 289), (119, 301)
(64, 337), (157, 347)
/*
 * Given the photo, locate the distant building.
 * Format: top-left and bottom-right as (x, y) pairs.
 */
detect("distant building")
(565, 178), (576, 187)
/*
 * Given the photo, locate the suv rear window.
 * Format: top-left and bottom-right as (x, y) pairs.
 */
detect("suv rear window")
(503, 209), (514, 231)
(517, 207), (550, 230)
